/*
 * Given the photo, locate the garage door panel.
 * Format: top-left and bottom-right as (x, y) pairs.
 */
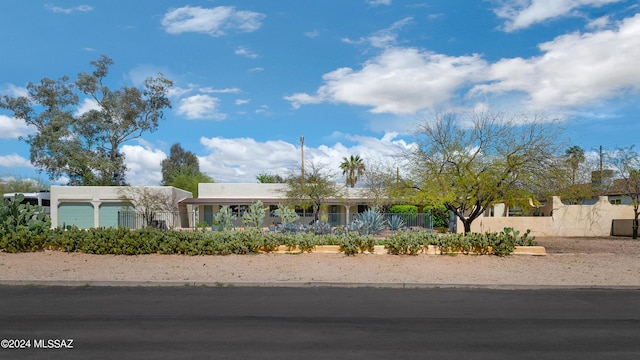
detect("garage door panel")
(99, 202), (131, 228)
(58, 203), (94, 229)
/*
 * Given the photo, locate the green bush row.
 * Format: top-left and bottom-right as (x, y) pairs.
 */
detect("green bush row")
(384, 227), (536, 256)
(0, 226), (535, 256)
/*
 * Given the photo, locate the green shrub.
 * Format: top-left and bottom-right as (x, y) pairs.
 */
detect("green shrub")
(423, 205), (448, 228)
(389, 205), (418, 225)
(0, 222), (537, 257)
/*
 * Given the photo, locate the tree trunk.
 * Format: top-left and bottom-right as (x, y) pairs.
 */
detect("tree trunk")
(463, 219), (472, 234)
(633, 214), (638, 240)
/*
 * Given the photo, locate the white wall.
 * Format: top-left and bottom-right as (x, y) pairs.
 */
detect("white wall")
(460, 196), (636, 237)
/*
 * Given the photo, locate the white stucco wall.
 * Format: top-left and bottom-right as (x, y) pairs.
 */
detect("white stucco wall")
(50, 186), (192, 228)
(461, 196), (636, 237)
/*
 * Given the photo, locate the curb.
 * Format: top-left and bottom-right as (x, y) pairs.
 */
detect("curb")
(1, 280), (637, 290)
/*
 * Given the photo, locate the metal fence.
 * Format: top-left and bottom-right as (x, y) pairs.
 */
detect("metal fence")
(281, 213), (435, 229)
(118, 211), (436, 230)
(118, 211), (188, 229)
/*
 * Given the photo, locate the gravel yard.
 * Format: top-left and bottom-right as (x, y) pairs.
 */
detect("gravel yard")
(0, 237), (638, 288)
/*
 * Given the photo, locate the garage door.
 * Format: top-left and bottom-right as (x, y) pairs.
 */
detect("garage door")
(99, 202), (132, 228)
(58, 202), (94, 229)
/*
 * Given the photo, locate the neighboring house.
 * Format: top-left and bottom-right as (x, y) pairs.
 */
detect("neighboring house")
(179, 183), (371, 227)
(50, 186), (192, 229)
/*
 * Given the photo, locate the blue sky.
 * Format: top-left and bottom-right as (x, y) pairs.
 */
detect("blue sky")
(1, 0), (639, 185)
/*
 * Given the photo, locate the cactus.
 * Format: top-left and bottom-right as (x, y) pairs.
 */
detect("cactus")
(243, 201), (266, 228)
(214, 206), (236, 230)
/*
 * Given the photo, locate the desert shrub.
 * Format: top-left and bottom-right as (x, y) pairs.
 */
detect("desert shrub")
(389, 205), (418, 225)
(336, 232), (376, 256)
(385, 229), (439, 255)
(423, 205), (449, 228)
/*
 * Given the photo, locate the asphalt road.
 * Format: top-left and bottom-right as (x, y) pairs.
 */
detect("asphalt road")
(0, 286), (639, 359)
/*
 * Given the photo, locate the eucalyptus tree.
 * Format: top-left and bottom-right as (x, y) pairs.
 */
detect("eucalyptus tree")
(161, 143), (213, 197)
(161, 143), (200, 185)
(339, 155), (365, 188)
(0, 55), (172, 185)
(408, 111), (563, 233)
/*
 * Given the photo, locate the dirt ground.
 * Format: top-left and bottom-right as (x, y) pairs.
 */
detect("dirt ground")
(535, 236), (640, 254)
(0, 237), (638, 288)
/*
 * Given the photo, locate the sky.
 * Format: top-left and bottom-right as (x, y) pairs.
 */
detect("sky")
(1, 0), (639, 186)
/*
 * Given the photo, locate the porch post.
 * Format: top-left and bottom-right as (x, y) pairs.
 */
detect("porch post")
(344, 204), (350, 226)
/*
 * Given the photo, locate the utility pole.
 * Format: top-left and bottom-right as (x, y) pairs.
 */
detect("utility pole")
(300, 136), (305, 181)
(599, 145), (604, 173)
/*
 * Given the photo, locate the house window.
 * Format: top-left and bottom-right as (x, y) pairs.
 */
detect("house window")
(610, 199), (622, 205)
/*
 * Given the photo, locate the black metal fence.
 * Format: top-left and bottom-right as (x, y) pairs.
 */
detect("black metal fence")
(118, 211), (435, 230)
(118, 211), (187, 229)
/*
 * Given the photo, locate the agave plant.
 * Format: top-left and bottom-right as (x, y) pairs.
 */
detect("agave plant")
(356, 208), (386, 235)
(388, 215), (405, 231)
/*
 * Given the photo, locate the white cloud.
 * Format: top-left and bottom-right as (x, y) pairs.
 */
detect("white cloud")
(2, 84), (28, 98)
(472, 14), (640, 108)
(200, 87), (241, 94)
(587, 15), (612, 29)
(367, 0), (392, 6)
(75, 98), (100, 117)
(126, 64), (171, 87)
(0, 153), (32, 168)
(289, 13), (640, 116)
(176, 95), (227, 120)
(255, 105), (269, 114)
(199, 137), (298, 183)
(121, 145), (167, 186)
(0, 115), (34, 139)
(342, 17), (413, 48)
(304, 29), (320, 38)
(161, 6), (265, 37)
(198, 133), (412, 183)
(286, 47), (487, 114)
(494, 0), (624, 31)
(235, 99), (250, 105)
(45, 4), (93, 14)
(235, 47), (259, 59)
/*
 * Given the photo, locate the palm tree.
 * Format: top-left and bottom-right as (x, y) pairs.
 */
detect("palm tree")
(565, 146), (585, 184)
(340, 155), (365, 188)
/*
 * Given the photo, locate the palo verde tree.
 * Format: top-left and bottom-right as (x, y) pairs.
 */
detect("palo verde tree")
(408, 111), (563, 233)
(339, 155), (365, 188)
(0, 55), (172, 185)
(608, 146), (640, 239)
(282, 163), (345, 220)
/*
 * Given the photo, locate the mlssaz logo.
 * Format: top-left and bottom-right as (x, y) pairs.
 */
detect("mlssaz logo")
(34, 339), (74, 349)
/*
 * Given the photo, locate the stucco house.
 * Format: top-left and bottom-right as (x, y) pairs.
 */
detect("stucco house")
(179, 183), (372, 228)
(50, 186), (192, 229)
